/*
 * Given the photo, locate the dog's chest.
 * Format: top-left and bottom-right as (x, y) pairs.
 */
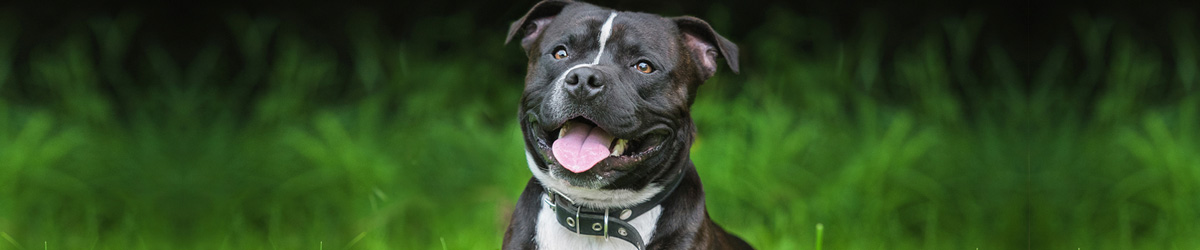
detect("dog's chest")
(535, 193), (661, 250)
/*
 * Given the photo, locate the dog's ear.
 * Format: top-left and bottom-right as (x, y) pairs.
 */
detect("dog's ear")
(672, 16), (740, 79)
(506, 0), (572, 51)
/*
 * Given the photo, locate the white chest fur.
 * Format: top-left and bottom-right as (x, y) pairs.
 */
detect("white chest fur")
(535, 193), (661, 250)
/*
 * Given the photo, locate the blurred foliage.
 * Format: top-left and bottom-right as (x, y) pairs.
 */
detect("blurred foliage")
(0, 2), (1198, 250)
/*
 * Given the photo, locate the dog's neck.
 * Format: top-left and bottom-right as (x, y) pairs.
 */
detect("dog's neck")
(542, 172), (683, 250)
(524, 150), (686, 250)
(536, 195), (661, 250)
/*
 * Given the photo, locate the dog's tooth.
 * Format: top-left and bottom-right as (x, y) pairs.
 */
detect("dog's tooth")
(558, 123), (570, 138)
(611, 139), (628, 156)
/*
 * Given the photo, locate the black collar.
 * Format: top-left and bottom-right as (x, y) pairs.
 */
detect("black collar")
(543, 172), (685, 250)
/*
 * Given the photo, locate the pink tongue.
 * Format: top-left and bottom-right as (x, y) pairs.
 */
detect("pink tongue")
(552, 121), (614, 173)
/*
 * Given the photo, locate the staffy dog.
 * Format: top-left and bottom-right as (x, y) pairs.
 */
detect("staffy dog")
(502, 1), (752, 249)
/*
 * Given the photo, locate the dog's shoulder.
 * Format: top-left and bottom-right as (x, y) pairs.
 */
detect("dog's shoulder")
(502, 178), (544, 250)
(701, 219), (755, 250)
(648, 167), (755, 250)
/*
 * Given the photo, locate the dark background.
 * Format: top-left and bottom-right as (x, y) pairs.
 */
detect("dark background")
(7, 1), (1193, 106)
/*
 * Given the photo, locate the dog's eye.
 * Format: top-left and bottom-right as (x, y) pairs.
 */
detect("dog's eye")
(634, 61), (655, 74)
(553, 48), (569, 60)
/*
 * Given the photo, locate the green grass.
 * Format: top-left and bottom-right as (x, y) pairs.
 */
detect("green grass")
(0, 7), (1198, 250)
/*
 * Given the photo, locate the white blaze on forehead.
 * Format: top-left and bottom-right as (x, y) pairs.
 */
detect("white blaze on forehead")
(554, 11), (618, 84)
(550, 12), (619, 112)
(593, 11), (618, 64)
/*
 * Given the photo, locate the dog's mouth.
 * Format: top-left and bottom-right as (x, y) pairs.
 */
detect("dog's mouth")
(533, 117), (667, 176)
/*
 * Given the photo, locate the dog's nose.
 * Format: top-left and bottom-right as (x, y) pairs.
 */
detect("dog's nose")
(564, 67), (604, 99)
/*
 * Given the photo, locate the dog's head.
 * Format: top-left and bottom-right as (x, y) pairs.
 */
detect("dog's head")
(507, 0), (738, 207)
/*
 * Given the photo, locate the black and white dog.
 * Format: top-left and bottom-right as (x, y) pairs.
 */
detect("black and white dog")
(503, 1), (752, 249)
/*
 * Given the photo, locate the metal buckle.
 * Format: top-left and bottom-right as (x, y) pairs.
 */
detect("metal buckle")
(603, 208), (610, 240)
(553, 190), (575, 204)
(574, 205), (581, 234)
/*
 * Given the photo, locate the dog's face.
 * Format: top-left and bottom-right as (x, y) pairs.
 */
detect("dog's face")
(507, 0), (738, 205)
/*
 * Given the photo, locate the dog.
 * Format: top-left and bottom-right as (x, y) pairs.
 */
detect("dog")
(502, 1), (752, 249)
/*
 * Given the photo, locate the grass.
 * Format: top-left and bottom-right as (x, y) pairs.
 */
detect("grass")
(0, 5), (1198, 250)
(814, 224), (823, 250)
